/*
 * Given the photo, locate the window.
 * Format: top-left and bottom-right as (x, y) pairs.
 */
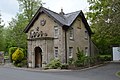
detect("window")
(54, 47), (58, 58)
(69, 29), (74, 39)
(54, 26), (59, 38)
(85, 31), (88, 39)
(69, 47), (73, 58)
(85, 47), (88, 56)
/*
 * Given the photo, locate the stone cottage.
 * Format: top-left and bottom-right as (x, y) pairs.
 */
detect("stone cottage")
(24, 7), (98, 68)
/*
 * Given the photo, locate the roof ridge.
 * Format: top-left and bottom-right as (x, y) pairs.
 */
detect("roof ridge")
(42, 7), (60, 16)
(43, 7), (66, 20)
(65, 10), (81, 15)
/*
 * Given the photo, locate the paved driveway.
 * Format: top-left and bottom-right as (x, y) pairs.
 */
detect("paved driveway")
(46, 62), (120, 80)
(0, 62), (120, 80)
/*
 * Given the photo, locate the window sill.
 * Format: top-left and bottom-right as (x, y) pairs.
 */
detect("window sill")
(69, 37), (74, 40)
(69, 56), (73, 58)
(54, 37), (58, 39)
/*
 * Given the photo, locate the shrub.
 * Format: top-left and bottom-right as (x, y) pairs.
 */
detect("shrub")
(99, 55), (112, 61)
(68, 58), (74, 65)
(74, 60), (84, 67)
(61, 64), (68, 69)
(104, 56), (111, 61)
(9, 47), (17, 62)
(9, 47), (27, 62)
(74, 47), (87, 67)
(46, 59), (61, 69)
(12, 48), (24, 63)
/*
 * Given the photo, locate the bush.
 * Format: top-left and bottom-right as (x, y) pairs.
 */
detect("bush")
(74, 47), (87, 67)
(12, 48), (24, 63)
(99, 55), (112, 61)
(61, 64), (68, 69)
(74, 60), (84, 67)
(46, 59), (61, 69)
(9, 47), (17, 62)
(68, 58), (74, 65)
(9, 47), (27, 62)
(104, 56), (111, 61)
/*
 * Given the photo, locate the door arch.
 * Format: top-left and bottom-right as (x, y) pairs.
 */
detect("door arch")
(34, 47), (42, 67)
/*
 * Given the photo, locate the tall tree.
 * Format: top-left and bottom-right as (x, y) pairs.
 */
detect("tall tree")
(0, 13), (5, 51)
(18, 0), (43, 21)
(5, 0), (43, 51)
(87, 0), (120, 54)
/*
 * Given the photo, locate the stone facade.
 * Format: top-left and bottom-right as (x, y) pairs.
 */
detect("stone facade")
(24, 7), (97, 68)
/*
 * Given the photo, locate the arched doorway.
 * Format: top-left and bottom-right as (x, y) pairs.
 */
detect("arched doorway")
(34, 47), (42, 67)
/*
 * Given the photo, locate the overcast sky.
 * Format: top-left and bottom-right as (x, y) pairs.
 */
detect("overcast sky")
(0, 0), (89, 26)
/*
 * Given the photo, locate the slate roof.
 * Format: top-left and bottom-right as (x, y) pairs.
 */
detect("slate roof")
(24, 7), (92, 35)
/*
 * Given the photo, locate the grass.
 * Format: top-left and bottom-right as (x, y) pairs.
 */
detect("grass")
(116, 71), (120, 78)
(117, 72), (120, 76)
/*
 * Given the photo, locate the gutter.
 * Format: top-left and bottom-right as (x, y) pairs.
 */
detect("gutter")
(65, 30), (67, 63)
(63, 26), (69, 64)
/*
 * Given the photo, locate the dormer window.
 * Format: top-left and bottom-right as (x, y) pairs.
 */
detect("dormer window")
(54, 26), (59, 38)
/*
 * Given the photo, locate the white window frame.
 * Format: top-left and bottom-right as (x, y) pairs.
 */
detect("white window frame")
(54, 47), (58, 58)
(85, 47), (88, 56)
(69, 47), (73, 58)
(69, 29), (74, 40)
(54, 26), (59, 38)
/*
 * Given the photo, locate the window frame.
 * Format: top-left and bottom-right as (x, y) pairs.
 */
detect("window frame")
(69, 28), (74, 40)
(85, 47), (88, 56)
(69, 47), (73, 58)
(54, 26), (59, 38)
(54, 47), (58, 58)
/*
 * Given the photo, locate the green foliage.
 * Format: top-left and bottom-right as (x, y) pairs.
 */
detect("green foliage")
(17, 0), (43, 21)
(3, 0), (44, 53)
(87, 0), (120, 54)
(11, 48), (27, 67)
(46, 59), (61, 69)
(99, 55), (112, 61)
(12, 48), (24, 63)
(9, 47), (17, 62)
(68, 58), (74, 65)
(61, 64), (68, 69)
(9, 47), (26, 62)
(0, 13), (5, 51)
(74, 47), (88, 67)
(16, 60), (27, 67)
(117, 71), (120, 77)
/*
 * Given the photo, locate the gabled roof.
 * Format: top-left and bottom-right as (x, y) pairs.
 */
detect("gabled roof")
(24, 7), (92, 35)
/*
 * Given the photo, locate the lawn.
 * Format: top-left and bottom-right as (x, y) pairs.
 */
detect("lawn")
(117, 71), (120, 76)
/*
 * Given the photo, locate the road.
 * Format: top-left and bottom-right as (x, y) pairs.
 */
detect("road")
(0, 63), (120, 80)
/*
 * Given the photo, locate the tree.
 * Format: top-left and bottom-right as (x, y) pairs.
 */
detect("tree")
(6, 0), (43, 51)
(87, 0), (120, 54)
(8, 14), (28, 49)
(17, 0), (43, 21)
(0, 12), (5, 51)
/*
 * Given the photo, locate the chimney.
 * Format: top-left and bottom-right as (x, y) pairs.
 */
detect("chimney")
(59, 8), (65, 15)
